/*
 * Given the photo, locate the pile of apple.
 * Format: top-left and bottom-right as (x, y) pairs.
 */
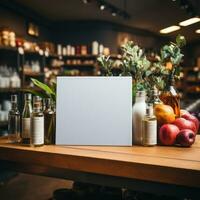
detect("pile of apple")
(159, 110), (199, 147)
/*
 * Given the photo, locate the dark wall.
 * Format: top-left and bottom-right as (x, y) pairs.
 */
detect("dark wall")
(183, 42), (200, 67)
(53, 21), (168, 53)
(0, 4), (168, 54)
(0, 6), (52, 42)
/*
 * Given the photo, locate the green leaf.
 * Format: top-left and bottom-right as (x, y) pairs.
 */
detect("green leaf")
(23, 89), (49, 99)
(51, 82), (57, 94)
(176, 34), (186, 47)
(31, 78), (55, 96)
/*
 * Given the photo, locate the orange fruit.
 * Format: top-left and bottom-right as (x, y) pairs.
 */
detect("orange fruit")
(154, 104), (175, 125)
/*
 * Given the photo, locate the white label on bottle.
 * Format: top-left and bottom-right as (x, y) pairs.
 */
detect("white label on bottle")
(22, 118), (31, 138)
(142, 120), (157, 145)
(31, 117), (44, 145)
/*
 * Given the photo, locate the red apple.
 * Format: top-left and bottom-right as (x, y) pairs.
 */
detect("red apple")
(182, 113), (199, 133)
(159, 124), (180, 146)
(173, 117), (197, 134)
(176, 129), (196, 147)
(180, 109), (189, 116)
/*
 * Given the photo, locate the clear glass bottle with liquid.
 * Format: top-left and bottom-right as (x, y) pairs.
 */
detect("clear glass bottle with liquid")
(142, 104), (157, 146)
(44, 98), (56, 145)
(22, 93), (32, 144)
(8, 95), (21, 143)
(31, 96), (44, 147)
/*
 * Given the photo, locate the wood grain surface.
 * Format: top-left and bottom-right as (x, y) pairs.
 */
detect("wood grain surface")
(0, 136), (200, 188)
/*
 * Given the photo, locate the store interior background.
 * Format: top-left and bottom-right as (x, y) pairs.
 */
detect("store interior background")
(0, 0), (200, 199)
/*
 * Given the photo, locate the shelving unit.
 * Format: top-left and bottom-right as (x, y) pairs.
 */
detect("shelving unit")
(0, 121), (8, 127)
(182, 66), (200, 98)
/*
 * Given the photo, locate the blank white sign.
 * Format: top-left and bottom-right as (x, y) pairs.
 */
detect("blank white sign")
(56, 76), (132, 146)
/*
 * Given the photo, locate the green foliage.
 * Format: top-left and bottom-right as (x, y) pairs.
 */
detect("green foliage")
(97, 35), (186, 94)
(160, 34), (186, 89)
(97, 55), (113, 76)
(121, 41), (151, 85)
(28, 78), (56, 102)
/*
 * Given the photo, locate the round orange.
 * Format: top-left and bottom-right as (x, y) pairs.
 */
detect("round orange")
(154, 104), (175, 125)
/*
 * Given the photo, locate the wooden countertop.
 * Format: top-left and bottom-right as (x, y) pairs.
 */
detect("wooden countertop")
(0, 136), (200, 188)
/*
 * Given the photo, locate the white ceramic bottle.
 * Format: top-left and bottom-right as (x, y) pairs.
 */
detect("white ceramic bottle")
(132, 91), (146, 145)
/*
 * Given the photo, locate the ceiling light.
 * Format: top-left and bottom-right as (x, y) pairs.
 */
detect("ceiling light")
(179, 17), (200, 26)
(195, 29), (200, 33)
(82, 0), (91, 4)
(111, 10), (117, 16)
(100, 4), (105, 10)
(160, 25), (180, 34)
(180, 0), (189, 9)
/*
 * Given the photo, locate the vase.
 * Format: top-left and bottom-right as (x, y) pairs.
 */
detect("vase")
(132, 91), (146, 145)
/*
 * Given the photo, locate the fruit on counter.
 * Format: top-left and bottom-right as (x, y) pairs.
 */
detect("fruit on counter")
(182, 113), (199, 132)
(173, 117), (197, 134)
(176, 129), (196, 147)
(159, 124), (180, 145)
(154, 104), (175, 125)
(180, 109), (189, 116)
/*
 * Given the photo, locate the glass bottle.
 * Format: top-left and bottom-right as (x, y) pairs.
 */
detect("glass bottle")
(8, 95), (21, 143)
(142, 104), (157, 146)
(147, 87), (163, 106)
(31, 96), (44, 147)
(132, 91), (146, 145)
(22, 93), (32, 144)
(160, 76), (180, 118)
(152, 87), (163, 106)
(44, 98), (56, 145)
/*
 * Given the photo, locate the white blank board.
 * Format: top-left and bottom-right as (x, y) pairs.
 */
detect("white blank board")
(56, 76), (132, 146)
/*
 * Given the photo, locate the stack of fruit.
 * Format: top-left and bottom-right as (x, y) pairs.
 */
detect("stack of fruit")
(154, 105), (199, 147)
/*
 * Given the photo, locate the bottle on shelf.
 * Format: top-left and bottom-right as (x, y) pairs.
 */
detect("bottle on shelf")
(8, 95), (21, 143)
(142, 104), (157, 146)
(160, 75), (180, 118)
(92, 41), (99, 55)
(132, 91), (146, 145)
(31, 96), (44, 147)
(22, 93), (32, 144)
(44, 98), (56, 145)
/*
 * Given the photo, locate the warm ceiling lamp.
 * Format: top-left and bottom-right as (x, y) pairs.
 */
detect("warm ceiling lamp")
(82, 0), (91, 4)
(160, 25), (180, 34)
(179, 17), (200, 26)
(100, 4), (106, 10)
(195, 29), (200, 33)
(111, 10), (117, 16)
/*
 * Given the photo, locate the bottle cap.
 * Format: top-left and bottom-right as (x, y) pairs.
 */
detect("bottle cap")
(11, 95), (17, 103)
(146, 104), (154, 116)
(24, 93), (32, 100)
(136, 90), (146, 97)
(33, 96), (42, 108)
(33, 96), (42, 102)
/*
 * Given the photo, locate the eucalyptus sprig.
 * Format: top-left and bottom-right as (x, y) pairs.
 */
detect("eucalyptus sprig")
(97, 55), (114, 76)
(160, 34), (186, 81)
(120, 41), (151, 90)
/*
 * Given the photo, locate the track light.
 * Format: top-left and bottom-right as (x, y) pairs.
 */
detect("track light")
(82, 0), (91, 4)
(100, 4), (105, 10)
(180, 0), (189, 9)
(111, 10), (117, 17)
